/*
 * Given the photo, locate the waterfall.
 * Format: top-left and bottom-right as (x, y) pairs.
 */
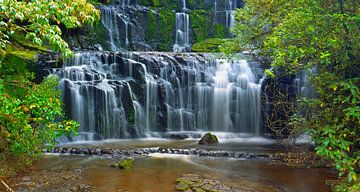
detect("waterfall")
(50, 52), (264, 140)
(294, 67), (316, 99)
(226, 0), (238, 29)
(173, 0), (190, 52)
(101, 5), (130, 51)
(211, 59), (262, 134)
(214, 0), (239, 35)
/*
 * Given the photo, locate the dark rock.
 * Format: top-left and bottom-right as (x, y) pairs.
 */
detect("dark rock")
(101, 148), (113, 155)
(198, 132), (219, 145)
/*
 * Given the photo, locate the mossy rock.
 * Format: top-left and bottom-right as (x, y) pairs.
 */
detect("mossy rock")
(191, 38), (226, 52)
(198, 132), (218, 145)
(118, 158), (134, 169)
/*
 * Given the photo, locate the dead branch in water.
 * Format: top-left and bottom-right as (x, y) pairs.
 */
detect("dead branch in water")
(0, 179), (14, 192)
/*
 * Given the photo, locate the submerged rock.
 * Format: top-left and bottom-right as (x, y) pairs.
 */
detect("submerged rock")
(198, 132), (219, 145)
(111, 158), (134, 169)
(118, 158), (134, 169)
(175, 173), (279, 192)
(175, 174), (240, 192)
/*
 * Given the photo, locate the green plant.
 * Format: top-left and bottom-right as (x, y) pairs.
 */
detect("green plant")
(232, 0), (359, 187)
(0, 76), (79, 161)
(0, 0), (100, 57)
(191, 38), (225, 52)
(0, 0), (100, 164)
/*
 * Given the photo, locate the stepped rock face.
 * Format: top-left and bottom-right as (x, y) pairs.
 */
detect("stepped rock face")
(40, 51), (264, 139)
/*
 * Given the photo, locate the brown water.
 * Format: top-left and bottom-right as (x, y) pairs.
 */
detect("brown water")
(36, 139), (336, 192)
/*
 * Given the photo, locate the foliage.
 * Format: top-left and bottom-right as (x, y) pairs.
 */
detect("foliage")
(0, 0), (100, 57)
(335, 180), (360, 192)
(189, 10), (212, 43)
(0, 76), (79, 161)
(214, 24), (227, 38)
(146, 9), (175, 51)
(87, 0), (111, 6)
(232, 0), (359, 187)
(0, 0), (100, 164)
(191, 38), (226, 52)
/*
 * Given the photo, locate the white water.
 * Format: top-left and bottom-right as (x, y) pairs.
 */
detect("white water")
(51, 52), (264, 140)
(173, 0), (190, 52)
(101, 6), (130, 51)
(214, 0), (239, 36)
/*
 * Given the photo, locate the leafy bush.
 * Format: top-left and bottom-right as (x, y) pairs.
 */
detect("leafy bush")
(0, 76), (79, 161)
(0, 0), (100, 163)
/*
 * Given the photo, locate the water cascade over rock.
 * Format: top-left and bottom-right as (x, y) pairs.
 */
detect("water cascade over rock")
(39, 0), (266, 141)
(49, 52), (264, 139)
(173, 0), (190, 52)
(89, 0), (243, 52)
(214, 0), (242, 36)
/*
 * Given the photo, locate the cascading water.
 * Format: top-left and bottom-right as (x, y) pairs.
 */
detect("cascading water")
(101, 5), (130, 51)
(214, 0), (240, 36)
(46, 0), (264, 140)
(225, 0), (237, 29)
(173, 0), (190, 52)
(294, 67), (317, 99)
(50, 52), (264, 140)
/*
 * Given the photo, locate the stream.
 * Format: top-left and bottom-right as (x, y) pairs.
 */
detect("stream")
(14, 138), (336, 192)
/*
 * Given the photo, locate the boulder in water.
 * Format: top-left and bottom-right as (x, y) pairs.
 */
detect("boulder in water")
(110, 158), (134, 169)
(118, 158), (134, 169)
(198, 132), (218, 145)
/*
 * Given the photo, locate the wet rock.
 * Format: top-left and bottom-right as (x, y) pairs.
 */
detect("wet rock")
(175, 174), (241, 192)
(69, 184), (92, 192)
(110, 162), (118, 168)
(175, 173), (279, 192)
(111, 158), (134, 169)
(101, 148), (113, 155)
(118, 158), (134, 169)
(198, 132), (219, 145)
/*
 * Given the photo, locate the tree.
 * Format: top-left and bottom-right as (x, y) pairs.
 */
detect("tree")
(0, 0), (100, 163)
(0, 0), (101, 57)
(232, 0), (359, 189)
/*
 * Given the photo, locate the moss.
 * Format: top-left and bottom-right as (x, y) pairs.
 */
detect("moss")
(11, 32), (49, 53)
(157, 9), (175, 51)
(63, 21), (107, 50)
(187, 0), (213, 10)
(87, 0), (111, 6)
(7, 50), (38, 61)
(191, 38), (226, 52)
(146, 11), (158, 44)
(175, 182), (191, 191)
(146, 8), (175, 51)
(118, 158), (134, 169)
(128, 101), (136, 125)
(190, 10), (214, 43)
(214, 24), (227, 38)
(140, 0), (179, 9)
(198, 132), (218, 145)
(92, 21), (108, 49)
